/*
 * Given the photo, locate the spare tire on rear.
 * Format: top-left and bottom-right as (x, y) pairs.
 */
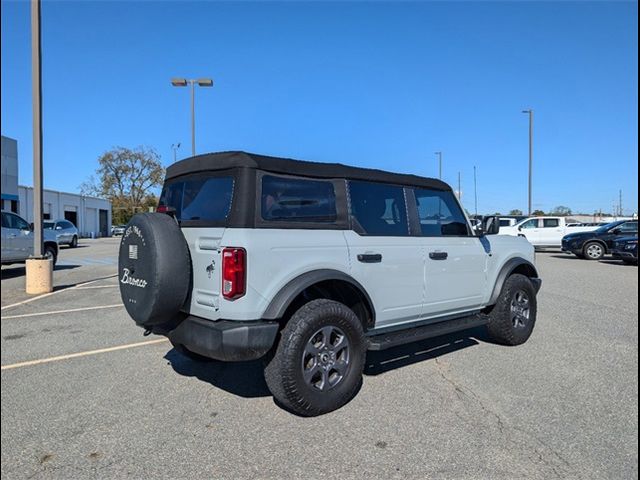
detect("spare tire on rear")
(118, 213), (191, 328)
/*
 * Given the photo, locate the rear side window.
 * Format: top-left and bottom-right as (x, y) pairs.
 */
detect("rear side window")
(348, 181), (408, 236)
(159, 176), (234, 222)
(261, 175), (337, 223)
(413, 188), (469, 236)
(543, 219), (560, 228)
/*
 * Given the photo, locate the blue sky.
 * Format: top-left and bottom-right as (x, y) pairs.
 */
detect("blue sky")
(1, 1), (637, 215)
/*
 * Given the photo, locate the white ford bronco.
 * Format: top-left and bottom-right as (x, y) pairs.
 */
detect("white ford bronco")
(119, 151), (541, 416)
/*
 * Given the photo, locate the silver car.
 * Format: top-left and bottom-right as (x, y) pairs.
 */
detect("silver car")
(44, 219), (79, 248)
(1, 211), (59, 265)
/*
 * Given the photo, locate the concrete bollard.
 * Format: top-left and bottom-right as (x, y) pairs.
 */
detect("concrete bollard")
(25, 258), (53, 294)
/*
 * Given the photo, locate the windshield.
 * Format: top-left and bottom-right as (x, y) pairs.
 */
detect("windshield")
(43, 222), (55, 229)
(595, 222), (621, 233)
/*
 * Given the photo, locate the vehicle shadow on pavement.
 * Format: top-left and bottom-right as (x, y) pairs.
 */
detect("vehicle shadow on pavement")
(364, 327), (485, 376)
(164, 349), (271, 398)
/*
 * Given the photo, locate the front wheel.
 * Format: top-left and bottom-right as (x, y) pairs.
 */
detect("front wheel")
(583, 241), (605, 260)
(486, 274), (537, 346)
(70, 235), (78, 248)
(264, 299), (366, 416)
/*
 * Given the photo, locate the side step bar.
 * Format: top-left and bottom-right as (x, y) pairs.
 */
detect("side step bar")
(367, 314), (489, 351)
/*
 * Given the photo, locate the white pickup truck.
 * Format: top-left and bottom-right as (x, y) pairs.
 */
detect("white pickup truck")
(499, 216), (600, 247)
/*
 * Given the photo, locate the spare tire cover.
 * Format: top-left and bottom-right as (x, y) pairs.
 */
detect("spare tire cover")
(118, 213), (191, 327)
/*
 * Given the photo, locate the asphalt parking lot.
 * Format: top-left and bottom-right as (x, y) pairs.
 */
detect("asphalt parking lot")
(1, 239), (637, 479)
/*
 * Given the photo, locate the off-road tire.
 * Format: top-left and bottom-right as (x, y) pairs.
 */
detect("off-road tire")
(264, 299), (366, 417)
(486, 274), (537, 346)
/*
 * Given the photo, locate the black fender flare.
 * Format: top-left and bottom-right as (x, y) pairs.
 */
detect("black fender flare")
(488, 258), (540, 305)
(262, 269), (375, 323)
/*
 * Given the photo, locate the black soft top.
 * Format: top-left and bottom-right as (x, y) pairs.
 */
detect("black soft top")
(166, 151), (451, 191)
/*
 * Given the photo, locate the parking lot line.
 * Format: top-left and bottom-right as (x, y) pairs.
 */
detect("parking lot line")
(0, 338), (169, 371)
(0, 274), (118, 311)
(74, 285), (118, 290)
(2, 304), (123, 320)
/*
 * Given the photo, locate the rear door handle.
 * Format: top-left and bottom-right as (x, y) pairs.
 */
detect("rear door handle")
(429, 251), (448, 260)
(357, 253), (382, 263)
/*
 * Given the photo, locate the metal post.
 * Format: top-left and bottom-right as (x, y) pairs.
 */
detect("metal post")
(435, 151), (442, 179)
(190, 80), (195, 157)
(31, 0), (43, 258)
(458, 171), (462, 202)
(619, 189), (623, 217)
(527, 110), (533, 216)
(473, 165), (478, 217)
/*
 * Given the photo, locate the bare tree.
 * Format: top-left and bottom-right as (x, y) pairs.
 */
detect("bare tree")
(81, 146), (165, 224)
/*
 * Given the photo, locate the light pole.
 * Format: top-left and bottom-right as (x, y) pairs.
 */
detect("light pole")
(435, 151), (442, 179)
(473, 165), (478, 217)
(171, 142), (181, 163)
(171, 78), (213, 156)
(522, 109), (533, 216)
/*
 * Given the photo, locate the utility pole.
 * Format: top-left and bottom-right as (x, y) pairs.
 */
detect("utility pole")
(171, 143), (181, 163)
(619, 190), (623, 217)
(474, 166), (478, 217)
(435, 151), (442, 179)
(522, 109), (534, 216)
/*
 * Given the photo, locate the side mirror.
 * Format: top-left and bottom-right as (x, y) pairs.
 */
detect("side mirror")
(612, 228), (621, 235)
(29, 223), (34, 231)
(478, 216), (500, 236)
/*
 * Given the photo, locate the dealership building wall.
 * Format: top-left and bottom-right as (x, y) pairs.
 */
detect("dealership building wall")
(2, 135), (112, 237)
(18, 186), (112, 238)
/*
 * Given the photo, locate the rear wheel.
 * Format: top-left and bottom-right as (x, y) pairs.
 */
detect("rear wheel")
(583, 241), (605, 260)
(486, 274), (537, 346)
(264, 299), (366, 416)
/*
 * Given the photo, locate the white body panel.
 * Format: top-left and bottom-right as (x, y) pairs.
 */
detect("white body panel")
(183, 226), (535, 331)
(499, 216), (599, 247)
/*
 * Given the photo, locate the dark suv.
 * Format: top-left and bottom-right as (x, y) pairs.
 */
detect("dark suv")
(562, 220), (638, 260)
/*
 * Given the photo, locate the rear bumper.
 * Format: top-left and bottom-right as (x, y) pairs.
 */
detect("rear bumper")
(167, 316), (280, 362)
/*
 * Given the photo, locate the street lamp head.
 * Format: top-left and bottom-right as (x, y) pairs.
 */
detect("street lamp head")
(171, 78), (188, 87)
(197, 78), (213, 87)
(522, 109), (531, 113)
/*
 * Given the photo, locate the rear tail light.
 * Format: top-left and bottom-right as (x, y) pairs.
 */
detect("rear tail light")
(222, 247), (246, 300)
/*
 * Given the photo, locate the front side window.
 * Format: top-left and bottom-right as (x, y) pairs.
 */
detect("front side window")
(413, 188), (469, 236)
(44, 221), (55, 230)
(618, 221), (638, 233)
(159, 175), (234, 222)
(520, 219), (539, 229)
(348, 181), (408, 236)
(5, 213), (30, 230)
(261, 175), (337, 223)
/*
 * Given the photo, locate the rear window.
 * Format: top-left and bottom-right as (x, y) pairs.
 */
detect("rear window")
(261, 175), (337, 223)
(159, 175), (234, 222)
(543, 219), (560, 228)
(348, 181), (409, 236)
